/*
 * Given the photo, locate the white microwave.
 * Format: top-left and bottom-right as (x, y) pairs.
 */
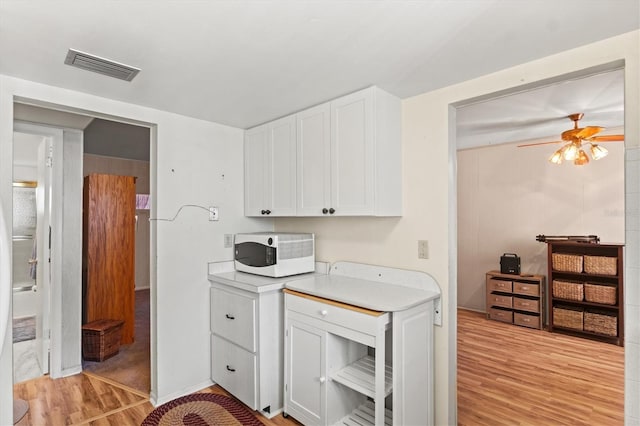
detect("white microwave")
(234, 232), (315, 277)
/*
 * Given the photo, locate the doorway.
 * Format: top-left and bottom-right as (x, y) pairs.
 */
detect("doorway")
(11, 104), (152, 395)
(453, 67), (626, 422)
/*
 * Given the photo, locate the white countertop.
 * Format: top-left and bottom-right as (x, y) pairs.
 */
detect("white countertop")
(285, 274), (440, 312)
(207, 261), (328, 293)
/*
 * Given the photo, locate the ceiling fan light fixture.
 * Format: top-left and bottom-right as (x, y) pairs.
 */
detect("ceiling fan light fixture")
(590, 143), (609, 160)
(574, 149), (590, 166)
(563, 142), (579, 161)
(549, 148), (564, 164)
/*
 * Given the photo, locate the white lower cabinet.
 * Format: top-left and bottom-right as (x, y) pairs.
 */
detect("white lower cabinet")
(211, 334), (257, 408)
(284, 292), (394, 426)
(209, 282), (284, 418)
(285, 320), (326, 424)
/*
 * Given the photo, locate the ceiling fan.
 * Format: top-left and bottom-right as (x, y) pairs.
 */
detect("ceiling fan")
(518, 113), (624, 165)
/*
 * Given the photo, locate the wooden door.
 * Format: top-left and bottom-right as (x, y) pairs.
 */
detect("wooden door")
(83, 174), (136, 344)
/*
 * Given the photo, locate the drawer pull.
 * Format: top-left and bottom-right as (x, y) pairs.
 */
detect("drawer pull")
(225, 314), (235, 320)
(318, 376), (326, 383)
(226, 365), (236, 372)
(521, 286), (529, 290)
(320, 310), (328, 316)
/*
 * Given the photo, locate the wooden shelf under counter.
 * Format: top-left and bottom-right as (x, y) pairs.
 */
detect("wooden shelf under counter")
(486, 270), (546, 330)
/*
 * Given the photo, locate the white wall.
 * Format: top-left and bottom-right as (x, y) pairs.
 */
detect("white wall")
(0, 75), (273, 422)
(457, 139), (625, 312)
(276, 30), (639, 425)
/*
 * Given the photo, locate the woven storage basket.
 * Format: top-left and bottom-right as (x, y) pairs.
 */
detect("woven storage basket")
(583, 255), (617, 275)
(82, 319), (124, 362)
(553, 306), (583, 330)
(584, 311), (617, 336)
(584, 283), (617, 305)
(552, 253), (583, 273)
(552, 280), (584, 301)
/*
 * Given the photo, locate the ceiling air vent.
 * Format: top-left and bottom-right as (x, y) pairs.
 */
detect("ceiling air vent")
(64, 49), (140, 81)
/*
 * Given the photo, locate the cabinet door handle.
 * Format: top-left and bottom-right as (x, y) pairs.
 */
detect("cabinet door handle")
(329, 208), (335, 214)
(320, 310), (328, 316)
(318, 376), (326, 383)
(322, 208), (328, 214)
(225, 314), (235, 320)
(261, 210), (267, 215)
(226, 365), (236, 372)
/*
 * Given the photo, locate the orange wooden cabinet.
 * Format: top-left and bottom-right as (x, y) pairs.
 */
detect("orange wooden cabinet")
(82, 174), (136, 345)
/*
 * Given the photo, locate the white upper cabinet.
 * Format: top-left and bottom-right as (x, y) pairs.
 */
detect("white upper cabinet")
(328, 88), (376, 216)
(296, 103), (331, 216)
(244, 86), (401, 217)
(244, 115), (297, 217)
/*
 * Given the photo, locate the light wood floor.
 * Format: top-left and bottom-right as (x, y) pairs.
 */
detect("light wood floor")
(14, 309), (623, 425)
(457, 309), (623, 425)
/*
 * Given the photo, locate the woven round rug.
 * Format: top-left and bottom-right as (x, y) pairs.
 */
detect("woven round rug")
(142, 393), (264, 426)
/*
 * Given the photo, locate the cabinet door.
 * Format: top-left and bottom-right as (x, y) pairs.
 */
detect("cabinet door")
(244, 124), (270, 216)
(211, 335), (258, 410)
(285, 319), (326, 425)
(297, 103), (331, 216)
(244, 116), (296, 217)
(268, 115), (297, 216)
(330, 88), (375, 216)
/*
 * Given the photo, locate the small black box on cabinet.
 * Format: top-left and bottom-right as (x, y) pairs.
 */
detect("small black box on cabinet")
(500, 253), (521, 275)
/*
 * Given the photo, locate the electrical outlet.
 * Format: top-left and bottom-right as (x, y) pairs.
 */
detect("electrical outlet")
(224, 234), (233, 248)
(418, 240), (429, 259)
(209, 206), (219, 221)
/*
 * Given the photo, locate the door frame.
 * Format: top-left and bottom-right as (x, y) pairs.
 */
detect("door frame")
(14, 121), (64, 377)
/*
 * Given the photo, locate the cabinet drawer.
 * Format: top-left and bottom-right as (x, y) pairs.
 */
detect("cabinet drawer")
(513, 282), (539, 297)
(285, 292), (384, 337)
(513, 297), (540, 313)
(488, 308), (513, 323)
(488, 294), (512, 309)
(211, 335), (257, 410)
(488, 278), (512, 293)
(211, 288), (256, 352)
(514, 313), (540, 329)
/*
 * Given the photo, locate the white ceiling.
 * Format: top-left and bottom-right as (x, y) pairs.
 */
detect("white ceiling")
(456, 68), (625, 150)
(1, 0), (638, 135)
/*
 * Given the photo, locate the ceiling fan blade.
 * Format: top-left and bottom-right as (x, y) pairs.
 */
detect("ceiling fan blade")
(575, 126), (604, 139)
(588, 134), (624, 142)
(517, 140), (563, 148)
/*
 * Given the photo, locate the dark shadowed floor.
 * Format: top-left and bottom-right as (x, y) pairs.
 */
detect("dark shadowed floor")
(82, 288), (150, 393)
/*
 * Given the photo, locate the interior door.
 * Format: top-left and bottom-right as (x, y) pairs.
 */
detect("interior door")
(35, 138), (52, 374)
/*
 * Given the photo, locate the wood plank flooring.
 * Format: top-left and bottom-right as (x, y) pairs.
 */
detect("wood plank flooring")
(457, 309), (624, 425)
(13, 309), (623, 425)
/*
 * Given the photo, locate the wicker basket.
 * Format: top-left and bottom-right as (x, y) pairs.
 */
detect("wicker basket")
(583, 255), (617, 275)
(82, 319), (124, 362)
(584, 283), (617, 305)
(552, 253), (583, 273)
(553, 306), (583, 330)
(552, 280), (584, 301)
(584, 311), (617, 336)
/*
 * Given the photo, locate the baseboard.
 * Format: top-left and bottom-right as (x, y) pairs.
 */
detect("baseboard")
(60, 365), (82, 378)
(151, 378), (214, 407)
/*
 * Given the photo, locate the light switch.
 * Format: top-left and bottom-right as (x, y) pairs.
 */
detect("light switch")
(418, 240), (429, 259)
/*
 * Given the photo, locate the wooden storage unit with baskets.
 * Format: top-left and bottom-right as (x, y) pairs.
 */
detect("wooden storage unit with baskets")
(547, 241), (624, 346)
(486, 271), (546, 330)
